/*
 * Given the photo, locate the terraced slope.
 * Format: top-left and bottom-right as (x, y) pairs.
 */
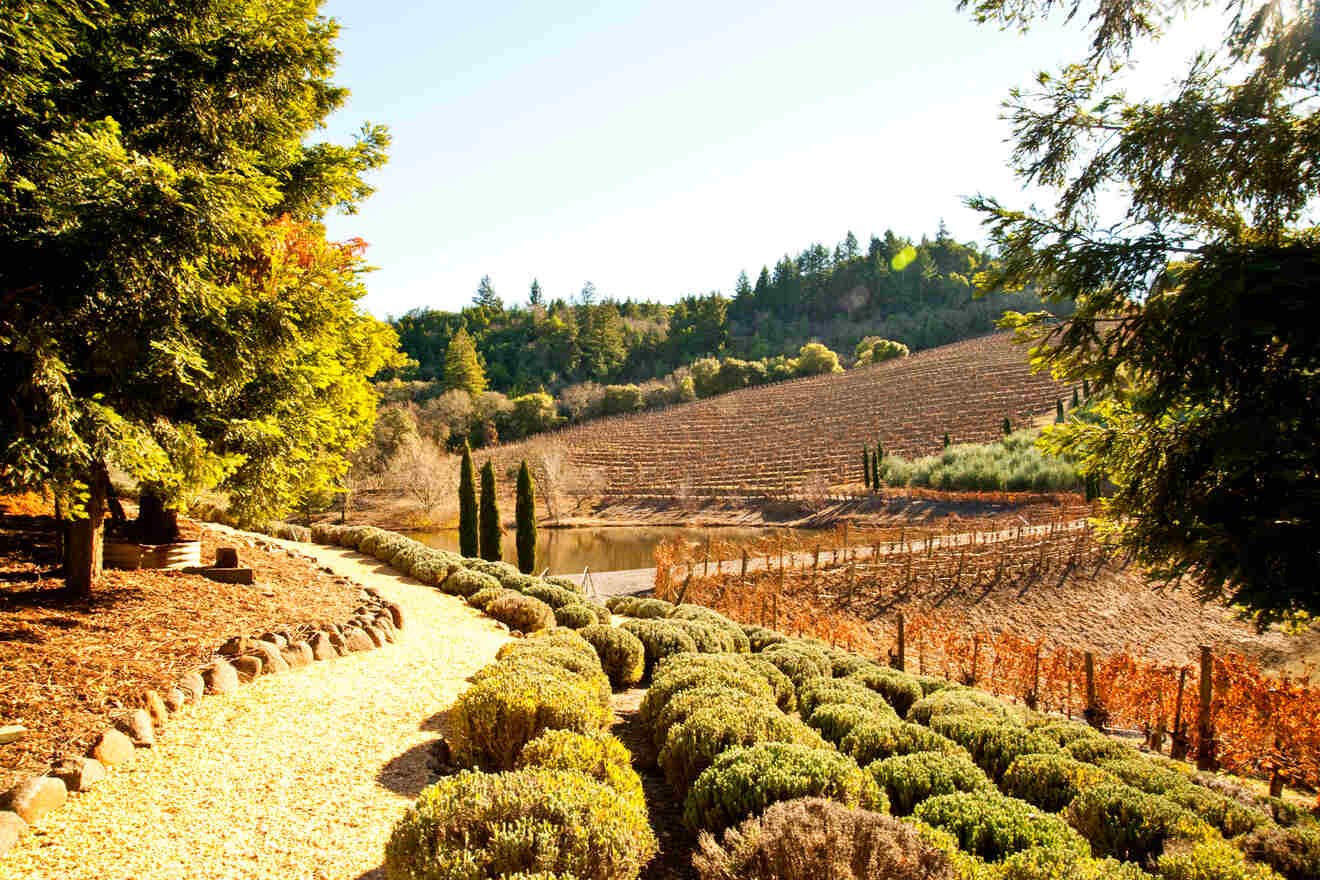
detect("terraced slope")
(496, 332), (1071, 498)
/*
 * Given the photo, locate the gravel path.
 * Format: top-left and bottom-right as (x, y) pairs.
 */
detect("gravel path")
(2, 539), (509, 880)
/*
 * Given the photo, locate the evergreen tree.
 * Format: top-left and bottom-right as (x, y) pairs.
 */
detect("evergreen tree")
(459, 442), (478, 558)
(877, 441), (885, 462)
(516, 460), (536, 574)
(862, 449), (871, 490)
(943, 432), (951, 449)
(870, 449), (881, 489)
(1003, 417), (1012, 436)
(1072, 387), (1080, 409)
(479, 459), (502, 562)
(473, 275), (501, 311)
(443, 327), (487, 396)
(528, 278), (543, 306)
(1055, 399), (1065, 423)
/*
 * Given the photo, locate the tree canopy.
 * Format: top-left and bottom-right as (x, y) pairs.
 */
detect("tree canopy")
(962, 0), (1320, 624)
(0, 0), (400, 587)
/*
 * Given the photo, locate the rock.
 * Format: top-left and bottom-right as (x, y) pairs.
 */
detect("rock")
(0, 810), (26, 856)
(218, 635), (251, 657)
(327, 630), (346, 650)
(364, 586), (383, 600)
(2, 776), (67, 825)
(342, 626), (374, 652)
(310, 631), (339, 661)
(177, 670), (205, 704)
(144, 690), (169, 727)
(383, 601), (404, 630)
(258, 631), (288, 649)
(249, 640), (289, 674)
(89, 729), (135, 766)
(111, 708), (155, 747)
(231, 655), (263, 682)
(202, 659), (239, 695)
(0, 725), (25, 745)
(280, 642), (311, 668)
(50, 756), (105, 792)
(374, 616), (396, 642)
(164, 688), (187, 713)
(364, 625), (386, 648)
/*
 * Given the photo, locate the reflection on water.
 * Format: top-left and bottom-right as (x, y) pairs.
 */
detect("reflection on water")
(407, 525), (800, 575)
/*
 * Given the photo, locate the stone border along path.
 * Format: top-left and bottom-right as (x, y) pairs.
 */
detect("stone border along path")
(2, 528), (510, 880)
(564, 519), (1090, 600)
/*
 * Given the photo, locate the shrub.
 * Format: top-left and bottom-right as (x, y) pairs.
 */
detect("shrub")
(440, 567), (500, 597)
(448, 664), (607, 771)
(486, 593), (556, 633)
(668, 618), (736, 653)
(1064, 783), (1215, 865)
(798, 677), (898, 721)
(1164, 783), (1269, 838)
(807, 703), (882, 746)
(578, 625), (646, 689)
(543, 574), (582, 594)
(625, 597), (673, 619)
(692, 797), (957, 880)
(620, 620), (698, 677)
(652, 652), (796, 712)
(470, 558), (521, 581)
(658, 702), (826, 794)
(514, 729), (644, 810)
(1236, 823), (1320, 880)
(1259, 797), (1320, 829)
(496, 570), (539, 592)
(995, 847), (1158, 880)
(759, 643), (831, 688)
(487, 644), (611, 709)
(868, 751), (994, 816)
(1157, 838), (1284, 880)
(553, 603), (598, 629)
(310, 523), (341, 544)
(467, 585), (514, 610)
(653, 686), (778, 752)
(1100, 757), (1194, 796)
(1065, 736), (1139, 764)
(929, 715), (1062, 782)
(745, 626), (790, 652)
(1028, 718), (1108, 747)
(840, 720), (970, 766)
(515, 626), (599, 660)
(639, 664), (775, 732)
(914, 791), (1090, 862)
(523, 580), (582, 609)
(684, 743), (884, 832)
(908, 687), (1016, 725)
(847, 664), (925, 718)
(669, 605), (751, 652)
(605, 595), (634, 614)
(383, 768), (656, 880)
(332, 524), (373, 548)
(826, 648), (872, 678)
(1001, 753), (1119, 812)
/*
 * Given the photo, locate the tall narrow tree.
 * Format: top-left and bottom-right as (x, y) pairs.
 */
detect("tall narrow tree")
(443, 328), (487, 396)
(458, 442), (478, 557)
(862, 449), (871, 490)
(479, 460), (502, 562)
(516, 460), (537, 574)
(871, 449), (881, 489)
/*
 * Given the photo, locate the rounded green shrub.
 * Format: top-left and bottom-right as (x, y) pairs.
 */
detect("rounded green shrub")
(826, 647), (872, 677)
(1164, 783), (1269, 838)
(578, 625), (646, 689)
(914, 791), (1090, 862)
(553, 603), (598, 629)
(514, 729), (645, 810)
(626, 597), (674, 619)
(542, 575), (583, 594)
(806, 703), (882, 746)
(1258, 796), (1319, 830)
(840, 720), (969, 766)
(1099, 757), (1193, 796)
(1028, 717), (1108, 748)
(517, 626), (599, 659)
(908, 687), (1016, 725)
(928, 715), (1061, 782)
(653, 686), (774, 752)
(384, 768), (656, 880)
(467, 585), (514, 610)
(847, 663), (925, 718)
(668, 618), (737, 653)
(653, 653), (795, 712)
(758, 643), (831, 688)
(916, 674), (955, 695)
(745, 625), (790, 652)
(684, 742), (884, 832)
(669, 605), (751, 652)
(487, 644), (611, 709)
(440, 566), (500, 597)
(1157, 838), (1284, 880)
(605, 595), (634, 614)
(868, 751), (994, 816)
(620, 619), (699, 677)
(523, 580), (583, 609)
(658, 702), (826, 794)
(470, 558), (521, 581)
(1064, 783), (1216, 865)
(1236, 823), (1320, 880)
(798, 677), (898, 721)
(486, 593), (556, 633)
(1001, 753), (1119, 813)
(995, 847), (1158, 880)
(639, 664), (775, 731)
(1065, 736), (1139, 764)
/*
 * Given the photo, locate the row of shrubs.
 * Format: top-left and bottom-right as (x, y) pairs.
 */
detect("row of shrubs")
(385, 628), (658, 879)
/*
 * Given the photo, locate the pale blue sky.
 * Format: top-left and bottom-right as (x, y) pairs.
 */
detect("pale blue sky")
(319, 1), (1220, 318)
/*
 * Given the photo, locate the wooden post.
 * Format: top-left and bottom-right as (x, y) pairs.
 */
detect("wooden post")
(1171, 667), (1189, 759)
(846, 561), (855, 605)
(704, 534), (711, 576)
(969, 635), (981, 685)
(1197, 645), (1215, 771)
(1027, 644), (1041, 710)
(1083, 651), (1100, 728)
(741, 550), (748, 579)
(893, 613), (905, 671)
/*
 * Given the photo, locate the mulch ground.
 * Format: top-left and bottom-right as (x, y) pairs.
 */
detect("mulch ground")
(0, 513), (360, 793)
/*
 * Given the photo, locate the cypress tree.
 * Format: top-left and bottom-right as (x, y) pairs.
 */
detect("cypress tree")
(1056, 398), (1065, 422)
(1082, 379), (1090, 399)
(877, 440), (884, 462)
(479, 460), (502, 562)
(943, 432), (951, 449)
(1002, 417), (1012, 436)
(1072, 387), (1081, 408)
(516, 460), (536, 574)
(871, 449), (881, 489)
(862, 449), (871, 490)
(458, 441), (478, 558)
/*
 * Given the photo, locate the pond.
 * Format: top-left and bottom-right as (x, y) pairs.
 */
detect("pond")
(407, 525), (804, 575)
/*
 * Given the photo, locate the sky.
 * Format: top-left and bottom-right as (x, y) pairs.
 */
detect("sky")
(319, 0), (1224, 319)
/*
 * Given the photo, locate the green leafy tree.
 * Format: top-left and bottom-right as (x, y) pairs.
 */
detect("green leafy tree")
(479, 459), (502, 562)
(794, 343), (844, 377)
(0, 0), (396, 592)
(962, 0), (1320, 624)
(516, 460), (536, 574)
(459, 442), (478, 558)
(854, 337), (911, 367)
(443, 328), (487, 396)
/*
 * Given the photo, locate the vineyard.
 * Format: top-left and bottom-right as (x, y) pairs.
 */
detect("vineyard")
(652, 527), (1320, 801)
(489, 332), (1072, 498)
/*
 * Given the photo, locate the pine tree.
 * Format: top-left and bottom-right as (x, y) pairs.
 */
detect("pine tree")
(443, 327), (487, 396)
(516, 460), (537, 574)
(459, 442), (478, 558)
(479, 460), (502, 562)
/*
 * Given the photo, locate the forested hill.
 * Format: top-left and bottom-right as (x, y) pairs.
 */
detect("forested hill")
(386, 226), (1069, 394)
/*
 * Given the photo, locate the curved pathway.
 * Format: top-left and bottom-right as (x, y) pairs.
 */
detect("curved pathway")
(3, 535), (509, 880)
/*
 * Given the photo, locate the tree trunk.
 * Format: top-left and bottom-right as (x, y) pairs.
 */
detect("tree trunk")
(66, 466), (108, 596)
(136, 488), (178, 544)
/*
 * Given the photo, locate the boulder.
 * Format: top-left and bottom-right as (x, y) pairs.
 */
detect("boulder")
(383, 601), (405, 630)
(176, 670), (205, 704)
(0, 811), (26, 856)
(164, 687), (187, 713)
(310, 631), (339, 661)
(258, 631), (288, 649)
(111, 708), (155, 747)
(218, 635), (251, 657)
(342, 626), (374, 653)
(144, 690), (169, 727)
(364, 586), (383, 601)
(50, 756), (105, 793)
(249, 640), (290, 675)
(364, 625), (386, 648)
(282, 641), (314, 668)
(231, 655), (263, 682)
(1, 776), (67, 825)
(202, 659), (239, 695)
(374, 618), (396, 643)
(327, 630), (346, 650)
(89, 728), (135, 766)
